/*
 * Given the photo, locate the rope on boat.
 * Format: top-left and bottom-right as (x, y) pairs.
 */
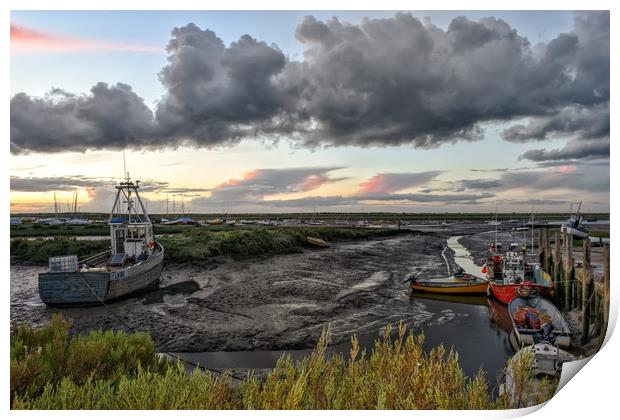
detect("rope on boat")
(71, 270), (248, 382)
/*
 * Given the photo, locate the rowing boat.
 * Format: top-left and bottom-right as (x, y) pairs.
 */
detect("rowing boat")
(307, 237), (330, 247)
(508, 294), (571, 348)
(410, 277), (488, 295)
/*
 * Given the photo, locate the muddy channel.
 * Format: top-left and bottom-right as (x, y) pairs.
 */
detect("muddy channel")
(11, 226), (520, 388)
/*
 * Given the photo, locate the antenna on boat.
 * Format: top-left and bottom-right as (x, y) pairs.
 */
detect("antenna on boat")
(494, 202), (498, 246)
(122, 150), (130, 183)
(531, 203), (535, 253)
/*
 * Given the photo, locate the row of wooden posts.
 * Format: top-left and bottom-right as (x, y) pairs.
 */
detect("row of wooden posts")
(537, 229), (610, 346)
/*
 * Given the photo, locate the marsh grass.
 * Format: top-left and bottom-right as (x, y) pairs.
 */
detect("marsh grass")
(10, 226), (403, 264)
(11, 316), (560, 410)
(10, 238), (110, 263)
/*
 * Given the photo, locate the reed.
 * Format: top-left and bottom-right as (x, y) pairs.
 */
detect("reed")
(11, 316), (559, 410)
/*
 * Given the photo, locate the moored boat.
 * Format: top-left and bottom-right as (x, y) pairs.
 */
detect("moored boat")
(38, 178), (164, 306)
(307, 236), (330, 247)
(561, 201), (589, 238)
(486, 242), (553, 304)
(508, 294), (571, 348)
(500, 342), (576, 407)
(410, 277), (488, 295)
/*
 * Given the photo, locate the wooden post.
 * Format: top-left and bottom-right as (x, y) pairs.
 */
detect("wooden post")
(538, 229), (544, 266)
(566, 233), (574, 309)
(603, 244), (610, 340)
(554, 231), (563, 307)
(581, 238), (592, 345)
(545, 229), (552, 277)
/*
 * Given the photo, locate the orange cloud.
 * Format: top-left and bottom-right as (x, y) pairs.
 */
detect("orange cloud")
(10, 24), (161, 53)
(358, 171), (441, 195)
(298, 174), (329, 192)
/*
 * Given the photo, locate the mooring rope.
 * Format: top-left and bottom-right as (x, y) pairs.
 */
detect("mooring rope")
(576, 290), (598, 321)
(71, 270), (247, 381)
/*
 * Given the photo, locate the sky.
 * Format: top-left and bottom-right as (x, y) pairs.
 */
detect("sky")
(9, 10), (610, 214)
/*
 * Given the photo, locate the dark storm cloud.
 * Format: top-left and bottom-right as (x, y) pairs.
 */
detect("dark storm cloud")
(11, 83), (157, 154)
(501, 104), (609, 143)
(519, 138), (609, 162)
(155, 24), (290, 145)
(286, 11), (608, 148)
(10, 12), (609, 154)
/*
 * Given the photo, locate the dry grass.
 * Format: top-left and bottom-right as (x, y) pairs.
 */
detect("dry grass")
(11, 316), (558, 410)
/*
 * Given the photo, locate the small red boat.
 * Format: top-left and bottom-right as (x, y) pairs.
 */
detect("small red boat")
(485, 242), (553, 305)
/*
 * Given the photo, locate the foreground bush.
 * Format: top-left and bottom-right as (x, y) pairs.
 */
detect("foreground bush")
(11, 317), (557, 409)
(10, 314), (167, 406)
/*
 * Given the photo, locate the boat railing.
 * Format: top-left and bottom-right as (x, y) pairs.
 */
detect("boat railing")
(79, 249), (112, 266)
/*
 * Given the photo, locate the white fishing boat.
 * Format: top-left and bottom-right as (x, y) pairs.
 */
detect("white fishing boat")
(38, 177), (164, 306)
(561, 201), (588, 238)
(500, 342), (576, 408)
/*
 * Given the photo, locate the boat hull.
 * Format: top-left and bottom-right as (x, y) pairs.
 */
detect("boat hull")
(411, 281), (488, 295)
(38, 246), (164, 306)
(489, 282), (552, 304)
(561, 225), (588, 238)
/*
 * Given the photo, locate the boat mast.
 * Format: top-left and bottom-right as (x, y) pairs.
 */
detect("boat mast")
(531, 204), (534, 253)
(494, 203), (498, 246)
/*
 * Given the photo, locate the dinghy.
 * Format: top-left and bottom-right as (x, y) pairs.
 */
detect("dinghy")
(307, 237), (330, 247)
(508, 294), (571, 348)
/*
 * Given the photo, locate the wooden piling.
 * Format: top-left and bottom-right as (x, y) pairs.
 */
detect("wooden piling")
(581, 238), (592, 345)
(563, 232), (574, 309)
(544, 229), (552, 279)
(603, 244), (610, 340)
(554, 231), (563, 306)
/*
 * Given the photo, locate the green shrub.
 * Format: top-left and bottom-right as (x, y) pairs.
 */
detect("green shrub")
(10, 238), (110, 263)
(12, 318), (561, 410)
(10, 314), (167, 406)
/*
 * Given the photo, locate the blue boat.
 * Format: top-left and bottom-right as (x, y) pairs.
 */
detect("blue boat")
(38, 178), (164, 306)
